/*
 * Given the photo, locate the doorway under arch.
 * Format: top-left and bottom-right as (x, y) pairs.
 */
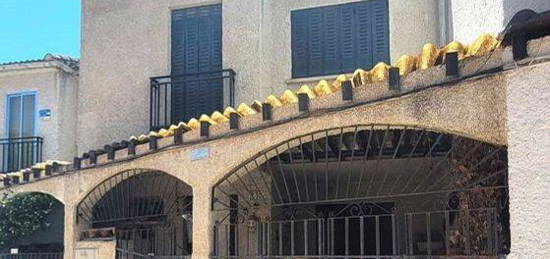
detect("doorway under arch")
(211, 125), (510, 258)
(77, 169), (193, 258)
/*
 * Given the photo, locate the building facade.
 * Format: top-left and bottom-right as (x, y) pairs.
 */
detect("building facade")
(1, 0), (550, 259)
(0, 54), (79, 172)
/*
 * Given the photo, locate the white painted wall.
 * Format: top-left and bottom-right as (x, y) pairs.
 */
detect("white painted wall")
(451, 0), (550, 43)
(506, 62), (550, 258)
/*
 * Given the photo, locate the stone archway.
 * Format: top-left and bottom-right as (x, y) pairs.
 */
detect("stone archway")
(77, 169), (193, 258)
(211, 125), (510, 258)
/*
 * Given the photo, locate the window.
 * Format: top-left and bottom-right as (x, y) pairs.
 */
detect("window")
(291, 0), (390, 78)
(6, 92), (37, 138)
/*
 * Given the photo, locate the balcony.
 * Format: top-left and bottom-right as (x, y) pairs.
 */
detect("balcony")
(0, 136), (43, 173)
(150, 70), (236, 131)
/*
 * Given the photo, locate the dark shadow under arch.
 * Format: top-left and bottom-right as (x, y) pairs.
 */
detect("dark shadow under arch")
(77, 169), (193, 257)
(211, 124), (510, 258)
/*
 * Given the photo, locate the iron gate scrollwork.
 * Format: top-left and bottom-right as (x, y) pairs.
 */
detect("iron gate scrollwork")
(77, 169), (193, 258)
(211, 125), (510, 258)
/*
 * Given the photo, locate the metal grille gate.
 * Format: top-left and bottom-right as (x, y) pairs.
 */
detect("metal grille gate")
(211, 125), (509, 258)
(77, 170), (193, 259)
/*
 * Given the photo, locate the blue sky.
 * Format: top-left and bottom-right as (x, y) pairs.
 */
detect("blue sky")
(0, 0), (81, 63)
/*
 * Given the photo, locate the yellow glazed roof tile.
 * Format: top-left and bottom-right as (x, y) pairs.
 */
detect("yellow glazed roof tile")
(298, 85), (317, 99)
(211, 111), (229, 123)
(237, 103), (256, 116)
(199, 114), (217, 125)
(265, 95), (283, 107)
(74, 32), (503, 163)
(187, 118), (200, 129)
(280, 90), (299, 104)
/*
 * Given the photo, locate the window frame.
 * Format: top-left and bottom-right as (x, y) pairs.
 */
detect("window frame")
(4, 91), (38, 138)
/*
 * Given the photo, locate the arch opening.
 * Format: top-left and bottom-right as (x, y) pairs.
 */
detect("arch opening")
(77, 169), (192, 258)
(0, 192), (64, 258)
(212, 125), (510, 258)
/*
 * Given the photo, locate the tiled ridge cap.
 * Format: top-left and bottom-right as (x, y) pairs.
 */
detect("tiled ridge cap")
(1, 160), (72, 187)
(131, 33), (501, 142)
(0, 53), (80, 72)
(4, 32), (549, 189)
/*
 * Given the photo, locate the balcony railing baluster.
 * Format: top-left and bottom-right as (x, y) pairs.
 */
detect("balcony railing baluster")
(0, 136), (43, 173)
(150, 69), (236, 131)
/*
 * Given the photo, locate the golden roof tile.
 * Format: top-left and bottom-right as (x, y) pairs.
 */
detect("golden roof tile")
(280, 90), (298, 104)
(441, 41), (468, 61)
(211, 111), (229, 123)
(237, 103), (257, 116)
(371, 62), (391, 82)
(352, 68), (369, 87)
(466, 33), (500, 57)
(199, 114), (217, 125)
(418, 43), (440, 70)
(223, 107), (239, 117)
(395, 55), (417, 76)
(265, 95), (283, 107)
(332, 74), (348, 89)
(298, 85), (317, 98)
(187, 118), (200, 129)
(313, 80), (333, 96)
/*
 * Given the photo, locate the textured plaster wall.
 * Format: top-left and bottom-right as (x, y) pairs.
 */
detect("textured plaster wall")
(506, 63), (550, 258)
(79, 0), (218, 156)
(5, 70), (509, 258)
(452, 0), (550, 43)
(0, 67), (78, 162)
(227, 0), (442, 105)
(78, 0), (442, 154)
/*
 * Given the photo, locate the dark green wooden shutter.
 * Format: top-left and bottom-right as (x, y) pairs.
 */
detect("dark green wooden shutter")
(291, 0), (389, 78)
(371, 0), (390, 64)
(291, 11), (310, 78)
(171, 5), (222, 122)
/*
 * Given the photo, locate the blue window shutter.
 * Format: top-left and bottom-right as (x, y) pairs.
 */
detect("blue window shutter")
(371, 0), (390, 64)
(323, 6), (341, 75)
(291, 0), (389, 78)
(171, 5), (223, 121)
(340, 3), (361, 73)
(308, 8), (324, 77)
(291, 11), (310, 78)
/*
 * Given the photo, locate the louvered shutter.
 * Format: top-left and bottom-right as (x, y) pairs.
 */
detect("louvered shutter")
(323, 6), (341, 75)
(308, 8), (324, 77)
(291, 11), (310, 78)
(340, 3), (360, 72)
(371, 0), (390, 64)
(171, 5), (222, 122)
(291, 0), (389, 78)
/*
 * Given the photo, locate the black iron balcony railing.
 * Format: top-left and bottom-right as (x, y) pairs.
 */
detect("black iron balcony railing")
(150, 69), (236, 131)
(0, 136), (43, 173)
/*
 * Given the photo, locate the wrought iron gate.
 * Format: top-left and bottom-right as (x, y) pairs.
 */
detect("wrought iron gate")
(211, 125), (510, 258)
(77, 170), (193, 258)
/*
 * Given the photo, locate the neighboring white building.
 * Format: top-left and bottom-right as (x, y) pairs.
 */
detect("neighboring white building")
(0, 54), (79, 172)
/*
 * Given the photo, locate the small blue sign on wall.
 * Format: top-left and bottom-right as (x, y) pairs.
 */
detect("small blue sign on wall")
(191, 147), (209, 161)
(39, 109), (51, 120)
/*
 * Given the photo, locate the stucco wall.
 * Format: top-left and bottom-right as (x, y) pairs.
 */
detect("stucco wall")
(506, 62), (550, 258)
(5, 66), (510, 258)
(452, 0), (550, 43)
(0, 66), (78, 163)
(78, 0), (443, 154)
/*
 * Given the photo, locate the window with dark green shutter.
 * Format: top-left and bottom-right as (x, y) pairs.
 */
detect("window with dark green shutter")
(291, 0), (390, 78)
